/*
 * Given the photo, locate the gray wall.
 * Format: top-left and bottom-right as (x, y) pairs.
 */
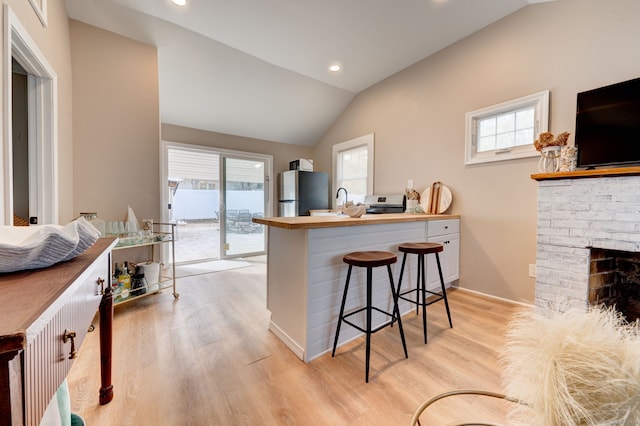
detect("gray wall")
(11, 72), (28, 221)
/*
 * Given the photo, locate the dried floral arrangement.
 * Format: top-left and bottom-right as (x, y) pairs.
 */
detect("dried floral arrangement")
(533, 131), (570, 152)
(406, 188), (420, 202)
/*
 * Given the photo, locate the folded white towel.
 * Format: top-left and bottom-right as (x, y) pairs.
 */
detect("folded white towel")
(0, 217), (100, 273)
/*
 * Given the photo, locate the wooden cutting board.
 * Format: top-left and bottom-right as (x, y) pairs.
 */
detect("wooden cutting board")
(421, 182), (452, 214)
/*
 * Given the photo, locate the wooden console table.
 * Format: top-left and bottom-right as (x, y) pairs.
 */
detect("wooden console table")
(0, 238), (117, 426)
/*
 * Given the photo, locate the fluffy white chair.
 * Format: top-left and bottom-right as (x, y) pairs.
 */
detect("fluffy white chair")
(410, 306), (640, 426)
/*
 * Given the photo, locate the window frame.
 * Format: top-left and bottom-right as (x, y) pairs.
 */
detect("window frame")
(464, 90), (549, 165)
(332, 133), (374, 208)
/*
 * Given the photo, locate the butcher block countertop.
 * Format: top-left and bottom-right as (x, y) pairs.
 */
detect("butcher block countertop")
(252, 213), (460, 230)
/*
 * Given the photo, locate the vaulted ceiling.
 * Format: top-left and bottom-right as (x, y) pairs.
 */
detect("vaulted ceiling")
(65, 0), (551, 146)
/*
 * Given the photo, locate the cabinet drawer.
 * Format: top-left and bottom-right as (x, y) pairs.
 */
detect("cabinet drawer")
(23, 253), (107, 426)
(427, 219), (459, 237)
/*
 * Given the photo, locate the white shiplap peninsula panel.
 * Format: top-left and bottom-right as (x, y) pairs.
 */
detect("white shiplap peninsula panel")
(306, 222), (426, 361)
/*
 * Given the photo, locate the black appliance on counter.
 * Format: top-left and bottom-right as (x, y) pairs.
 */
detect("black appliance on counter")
(364, 194), (406, 214)
(278, 170), (329, 216)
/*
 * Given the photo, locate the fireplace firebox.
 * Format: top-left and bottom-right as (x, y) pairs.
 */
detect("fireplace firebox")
(590, 248), (640, 322)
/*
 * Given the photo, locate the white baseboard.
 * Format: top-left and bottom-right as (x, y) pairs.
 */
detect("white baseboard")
(454, 285), (533, 308)
(268, 321), (305, 361)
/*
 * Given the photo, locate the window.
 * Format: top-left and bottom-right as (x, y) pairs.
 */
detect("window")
(465, 90), (549, 165)
(332, 133), (374, 206)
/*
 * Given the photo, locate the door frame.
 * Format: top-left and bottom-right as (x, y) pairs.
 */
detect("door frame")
(2, 5), (58, 225)
(220, 153), (269, 259)
(160, 140), (273, 260)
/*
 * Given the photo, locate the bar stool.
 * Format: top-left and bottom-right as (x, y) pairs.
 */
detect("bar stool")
(332, 251), (408, 382)
(396, 242), (453, 344)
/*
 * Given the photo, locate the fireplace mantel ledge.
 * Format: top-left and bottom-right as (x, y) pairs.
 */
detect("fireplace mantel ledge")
(531, 166), (640, 181)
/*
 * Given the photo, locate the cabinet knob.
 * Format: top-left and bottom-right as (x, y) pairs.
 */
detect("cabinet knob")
(63, 329), (78, 359)
(97, 277), (105, 294)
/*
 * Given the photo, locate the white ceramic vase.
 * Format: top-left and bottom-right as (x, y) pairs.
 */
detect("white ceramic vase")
(538, 146), (562, 173)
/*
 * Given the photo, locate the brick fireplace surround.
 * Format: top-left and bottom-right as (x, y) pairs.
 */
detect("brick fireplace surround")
(533, 167), (640, 318)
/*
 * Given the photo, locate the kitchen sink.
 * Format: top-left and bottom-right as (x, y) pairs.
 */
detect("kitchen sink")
(309, 210), (345, 217)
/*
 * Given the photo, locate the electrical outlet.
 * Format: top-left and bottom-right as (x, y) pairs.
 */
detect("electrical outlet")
(528, 264), (536, 278)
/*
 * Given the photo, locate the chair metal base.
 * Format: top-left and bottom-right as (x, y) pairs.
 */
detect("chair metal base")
(396, 251), (453, 344)
(332, 263), (408, 382)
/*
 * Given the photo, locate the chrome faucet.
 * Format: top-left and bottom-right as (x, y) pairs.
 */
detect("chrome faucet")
(336, 187), (348, 206)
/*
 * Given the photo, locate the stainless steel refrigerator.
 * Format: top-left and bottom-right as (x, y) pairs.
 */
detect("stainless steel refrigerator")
(278, 170), (329, 216)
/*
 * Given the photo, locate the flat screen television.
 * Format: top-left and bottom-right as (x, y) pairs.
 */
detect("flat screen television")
(575, 76), (640, 169)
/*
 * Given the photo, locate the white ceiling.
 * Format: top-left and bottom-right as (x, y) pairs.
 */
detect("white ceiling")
(65, 0), (549, 146)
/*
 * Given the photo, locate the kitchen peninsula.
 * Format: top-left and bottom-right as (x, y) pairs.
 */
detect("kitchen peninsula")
(252, 213), (460, 362)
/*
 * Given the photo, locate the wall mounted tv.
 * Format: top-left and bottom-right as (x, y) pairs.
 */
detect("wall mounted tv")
(575, 76), (640, 169)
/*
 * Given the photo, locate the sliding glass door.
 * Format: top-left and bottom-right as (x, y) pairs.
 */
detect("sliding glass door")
(166, 147), (220, 264)
(220, 155), (268, 259)
(163, 142), (271, 263)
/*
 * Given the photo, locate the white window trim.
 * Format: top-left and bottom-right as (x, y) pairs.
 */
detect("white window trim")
(332, 133), (374, 209)
(464, 90), (549, 165)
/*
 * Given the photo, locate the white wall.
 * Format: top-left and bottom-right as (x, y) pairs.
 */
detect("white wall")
(172, 189), (264, 221)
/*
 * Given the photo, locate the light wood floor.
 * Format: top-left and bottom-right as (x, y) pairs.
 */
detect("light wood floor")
(67, 258), (523, 425)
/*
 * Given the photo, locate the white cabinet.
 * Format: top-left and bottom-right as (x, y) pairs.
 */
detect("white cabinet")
(426, 219), (460, 291)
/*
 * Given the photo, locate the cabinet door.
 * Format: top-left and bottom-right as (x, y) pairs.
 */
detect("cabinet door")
(426, 233), (460, 291)
(23, 253), (108, 426)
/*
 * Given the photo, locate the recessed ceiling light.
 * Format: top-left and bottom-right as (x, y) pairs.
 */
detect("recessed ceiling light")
(171, 0), (186, 6)
(329, 64), (341, 72)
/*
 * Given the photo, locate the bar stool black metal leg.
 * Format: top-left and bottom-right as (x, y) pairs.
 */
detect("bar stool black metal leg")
(392, 253), (409, 328)
(396, 252), (408, 299)
(419, 254), (428, 344)
(332, 265), (353, 357)
(435, 253), (453, 328)
(387, 264), (407, 358)
(414, 254), (421, 314)
(365, 266), (373, 383)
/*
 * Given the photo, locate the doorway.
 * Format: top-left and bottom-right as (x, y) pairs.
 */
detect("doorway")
(162, 142), (271, 264)
(221, 155), (268, 257)
(12, 59), (29, 224)
(2, 6), (58, 225)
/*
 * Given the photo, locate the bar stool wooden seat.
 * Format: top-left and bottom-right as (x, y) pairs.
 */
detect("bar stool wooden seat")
(332, 251), (408, 382)
(396, 242), (453, 344)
